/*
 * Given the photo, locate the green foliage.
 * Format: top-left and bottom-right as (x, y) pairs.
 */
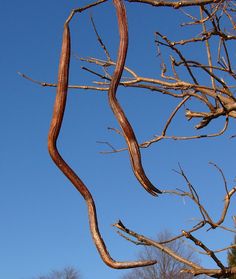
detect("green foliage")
(228, 236), (236, 279)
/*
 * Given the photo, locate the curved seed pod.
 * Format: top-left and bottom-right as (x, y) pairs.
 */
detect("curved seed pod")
(48, 23), (157, 269)
(109, 0), (162, 196)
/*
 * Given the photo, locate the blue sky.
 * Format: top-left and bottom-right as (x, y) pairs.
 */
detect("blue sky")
(1, 1), (235, 278)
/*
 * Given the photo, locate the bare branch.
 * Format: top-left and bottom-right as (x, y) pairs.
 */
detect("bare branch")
(127, 0), (222, 9)
(114, 220), (203, 270)
(90, 16), (111, 61)
(182, 231), (226, 269)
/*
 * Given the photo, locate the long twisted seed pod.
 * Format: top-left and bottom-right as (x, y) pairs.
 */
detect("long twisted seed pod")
(48, 22), (157, 269)
(108, 0), (162, 196)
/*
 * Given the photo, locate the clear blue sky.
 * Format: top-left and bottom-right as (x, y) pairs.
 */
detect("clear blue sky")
(1, 1), (235, 278)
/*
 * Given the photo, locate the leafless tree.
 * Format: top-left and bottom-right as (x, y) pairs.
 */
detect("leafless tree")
(21, 0), (236, 277)
(33, 266), (80, 279)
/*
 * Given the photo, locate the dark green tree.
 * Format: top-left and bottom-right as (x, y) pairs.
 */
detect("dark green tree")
(228, 236), (236, 279)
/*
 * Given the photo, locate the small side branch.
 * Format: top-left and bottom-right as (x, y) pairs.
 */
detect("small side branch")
(114, 220), (203, 270)
(182, 231), (226, 270)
